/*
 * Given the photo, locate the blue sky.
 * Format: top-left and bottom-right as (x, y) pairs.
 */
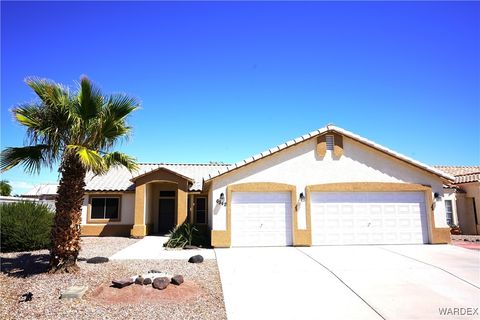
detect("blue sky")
(1, 1), (479, 194)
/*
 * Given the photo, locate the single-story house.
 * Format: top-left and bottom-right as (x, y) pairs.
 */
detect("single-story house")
(434, 166), (480, 235)
(81, 125), (454, 246)
(22, 183), (59, 201)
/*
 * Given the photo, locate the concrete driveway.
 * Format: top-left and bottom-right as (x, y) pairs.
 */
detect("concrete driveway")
(215, 245), (480, 320)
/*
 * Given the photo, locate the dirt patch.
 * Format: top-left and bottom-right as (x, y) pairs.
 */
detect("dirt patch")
(90, 280), (204, 304)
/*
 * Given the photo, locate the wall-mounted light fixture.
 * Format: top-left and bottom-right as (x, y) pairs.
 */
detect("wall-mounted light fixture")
(216, 193), (226, 206)
(434, 192), (440, 200)
(299, 192), (305, 202)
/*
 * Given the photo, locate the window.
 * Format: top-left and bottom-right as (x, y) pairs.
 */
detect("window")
(160, 191), (176, 197)
(91, 197), (120, 220)
(326, 135), (334, 151)
(195, 197), (207, 224)
(445, 200), (453, 226)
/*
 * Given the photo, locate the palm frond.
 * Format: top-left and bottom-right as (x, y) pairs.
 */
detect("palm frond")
(105, 94), (139, 120)
(14, 104), (43, 130)
(25, 77), (70, 108)
(66, 145), (106, 174)
(103, 151), (138, 172)
(0, 145), (50, 174)
(75, 76), (103, 121)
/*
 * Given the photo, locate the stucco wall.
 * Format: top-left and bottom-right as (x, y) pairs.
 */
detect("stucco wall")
(457, 182), (480, 234)
(81, 192), (135, 225)
(210, 136), (448, 231)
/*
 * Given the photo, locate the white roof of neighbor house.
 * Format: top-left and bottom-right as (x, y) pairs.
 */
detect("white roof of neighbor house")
(205, 125), (455, 182)
(23, 184), (59, 196)
(85, 163), (230, 192)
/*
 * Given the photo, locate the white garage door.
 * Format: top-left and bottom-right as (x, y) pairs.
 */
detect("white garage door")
(231, 192), (293, 247)
(311, 192), (428, 245)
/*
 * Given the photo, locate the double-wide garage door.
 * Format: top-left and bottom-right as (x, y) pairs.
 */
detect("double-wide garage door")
(230, 190), (428, 246)
(311, 192), (428, 245)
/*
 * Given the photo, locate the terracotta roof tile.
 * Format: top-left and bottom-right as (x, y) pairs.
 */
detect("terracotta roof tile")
(434, 166), (480, 184)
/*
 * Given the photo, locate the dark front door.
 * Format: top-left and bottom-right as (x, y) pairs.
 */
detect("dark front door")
(159, 198), (175, 232)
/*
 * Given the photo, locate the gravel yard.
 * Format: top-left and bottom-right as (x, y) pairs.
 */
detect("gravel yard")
(0, 237), (227, 320)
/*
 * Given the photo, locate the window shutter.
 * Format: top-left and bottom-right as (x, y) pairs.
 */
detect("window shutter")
(316, 135), (326, 157)
(332, 133), (343, 158)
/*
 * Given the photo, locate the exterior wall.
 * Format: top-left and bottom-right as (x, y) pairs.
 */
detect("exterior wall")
(210, 136), (449, 246)
(80, 192), (135, 236)
(457, 182), (480, 234)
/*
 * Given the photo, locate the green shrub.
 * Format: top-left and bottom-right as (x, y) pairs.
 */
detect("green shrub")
(0, 201), (54, 252)
(164, 223), (210, 248)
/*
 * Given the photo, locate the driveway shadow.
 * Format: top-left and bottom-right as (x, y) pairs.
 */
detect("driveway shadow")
(0, 253), (50, 278)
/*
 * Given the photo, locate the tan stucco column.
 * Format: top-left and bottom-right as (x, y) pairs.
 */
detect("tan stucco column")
(176, 184), (188, 226)
(131, 184), (147, 237)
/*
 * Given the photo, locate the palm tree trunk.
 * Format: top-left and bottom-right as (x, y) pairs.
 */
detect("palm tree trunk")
(49, 153), (86, 273)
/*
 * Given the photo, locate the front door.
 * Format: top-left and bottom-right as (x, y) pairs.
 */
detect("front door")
(159, 196), (175, 232)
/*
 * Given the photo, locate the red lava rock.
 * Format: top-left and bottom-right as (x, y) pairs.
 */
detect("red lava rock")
(91, 280), (202, 304)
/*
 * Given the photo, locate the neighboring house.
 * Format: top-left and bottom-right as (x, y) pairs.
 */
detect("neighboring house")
(434, 166), (480, 235)
(81, 125), (454, 246)
(22, 184), (59, 201)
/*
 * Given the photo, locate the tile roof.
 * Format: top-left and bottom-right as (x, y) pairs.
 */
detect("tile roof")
(433, 166), (480, 184)
(84, 163), (230, 192)
(205, 125), (454, 182)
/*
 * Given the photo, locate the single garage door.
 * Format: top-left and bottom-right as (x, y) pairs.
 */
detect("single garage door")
(231, 192), (293, 247)
(311, 192), (428, 245)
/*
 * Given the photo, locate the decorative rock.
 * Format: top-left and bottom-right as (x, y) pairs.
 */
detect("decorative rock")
(184, 245), (199, 250)
(60, 286), (88, 299)
(149, 269), (162, 274)
(135, 276), (144, 285)
(112, 279), (134, 288)
(171, 275), (184, 285)
(188, 255), (204, 263)
(152, 277), (170, 290)
(20, 292), (33, 302)
(143, 277), (152, 285)
(86, 256), (109, 264)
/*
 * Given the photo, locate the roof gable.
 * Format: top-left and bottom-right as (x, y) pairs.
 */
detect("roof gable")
(205, 125), (454, 183)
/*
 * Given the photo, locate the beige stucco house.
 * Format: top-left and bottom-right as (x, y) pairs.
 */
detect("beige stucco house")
(80, 125), (454, 246)
(435, 166), (480, 235)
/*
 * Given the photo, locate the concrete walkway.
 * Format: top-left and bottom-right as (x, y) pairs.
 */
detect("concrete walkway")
(216, 245), (480, 320)
(109, 236), (216, 260)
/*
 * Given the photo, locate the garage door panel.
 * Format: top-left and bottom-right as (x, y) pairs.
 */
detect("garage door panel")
(231, 192), (292, 247)
(311, 191), (428, 245)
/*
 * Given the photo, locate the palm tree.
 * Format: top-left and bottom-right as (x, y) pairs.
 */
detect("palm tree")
(0, 180), (12, 196)
(1, 76), (139, 273)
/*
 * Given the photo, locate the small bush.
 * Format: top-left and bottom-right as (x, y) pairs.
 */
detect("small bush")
(164, 223), (210, 248)
(0, 201), (54, 252)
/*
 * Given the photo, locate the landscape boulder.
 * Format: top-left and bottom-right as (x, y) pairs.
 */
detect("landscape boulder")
(188, 255), (204, 263)
(112, 279), (134, 288)
(152, 277), (170, 290)
(171, 275), (184, 285)
(143, 277), (152, 285)
(135, 276), (144, 285)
